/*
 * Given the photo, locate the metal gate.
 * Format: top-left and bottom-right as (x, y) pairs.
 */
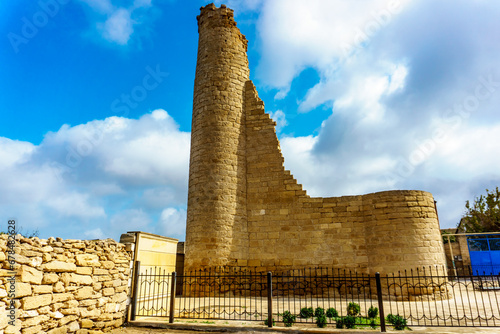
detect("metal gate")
(130, 262), (176, 322)
(468, 237), (500, 275)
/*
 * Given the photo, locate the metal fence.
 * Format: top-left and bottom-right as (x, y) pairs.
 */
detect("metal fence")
(449, 264), (500, 276)
(130, 262), (500, 331)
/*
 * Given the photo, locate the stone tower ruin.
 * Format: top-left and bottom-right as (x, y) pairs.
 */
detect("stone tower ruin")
(185, 3), (447, 275)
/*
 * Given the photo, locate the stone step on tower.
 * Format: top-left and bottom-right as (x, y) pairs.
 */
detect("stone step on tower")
(185, 4), (250, 270)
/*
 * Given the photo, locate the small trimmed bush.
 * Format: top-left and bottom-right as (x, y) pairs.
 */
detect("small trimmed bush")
(347, 302), (361, 316)
(299, 307), (314, 318)
(335, 318), (344, 329)
(282, 311), (296, 327)
(368, 305), (379, 319)
(344, 315), (356, 329)
(326, 307), (338, 318)
(316, 314), (327, 328)
(370, 319), (377, 329)
(387, 314), (407, 330)
(386, 313), (397, 324)
(314, 307), (325, 318)
(264, 318), (275, 326)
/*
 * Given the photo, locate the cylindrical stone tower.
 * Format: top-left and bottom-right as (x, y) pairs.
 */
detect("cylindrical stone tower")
(364, 190), (447, 275)
(185, 4), (250, 270)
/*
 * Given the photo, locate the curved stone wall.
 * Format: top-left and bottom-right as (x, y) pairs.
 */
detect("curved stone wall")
(185, 4), (250, 269)
(364, 190), (447, 274)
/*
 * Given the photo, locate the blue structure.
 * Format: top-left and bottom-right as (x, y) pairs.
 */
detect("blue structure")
(467, 237), (500, 275)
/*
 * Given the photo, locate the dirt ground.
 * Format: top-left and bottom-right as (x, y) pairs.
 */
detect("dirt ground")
(111, 321), (500, 334)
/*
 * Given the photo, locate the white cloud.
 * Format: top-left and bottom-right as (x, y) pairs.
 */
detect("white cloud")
(254, 0), (411, 92)
(0, 110), (190, 240)
(269, 110), (287, 133)
(100, 8), (134, 45)
(46, 192), (106, 218)
(256, 0), (500, 230)
(84, 228), (105, 239)
(110, 209), (151, 231)
(79, 0), (155, 45)
(0, 138), (34, 169)
(155, 207), (186, 240)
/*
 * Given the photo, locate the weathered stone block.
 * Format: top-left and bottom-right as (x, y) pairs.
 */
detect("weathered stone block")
(42, 273), (59, 284)
(63, 300), (79, 308)
(80, 308), (101, 319)
(60, 315), (78, 326)
(33, 285), (53, 294)
(93, 268), (108, 275)
(101, 261), (115, 270)
(19, 265), (43, 284)
(52, 293), (73, 303)
(74, 286), (94, 300)
(22, 294), (52, 310)
(17, 282), (33, 298)
(70, 273), (93, 285)
(20, 310), (39, 318)
(78, 299), (97, 307)
(49, 311), (64, 319)
(43, 261), (76, 273)
(67, 321), (80, 332)
(21, 324), (42, 334)
(75, 267), (92, 275)
(80, 319), (93, 329)
(75, 254), (100, 267)
(102, 288), (114, 296)
(21, 315), (50, 328)
(60, 308), (79, 316)
(111, 292), (127, 303)
(53, 281), (65, 293)
(48, 325), (68, 334)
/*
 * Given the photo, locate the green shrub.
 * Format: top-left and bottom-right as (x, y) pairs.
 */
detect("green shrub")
(368, 305), (379, 318)
(316, 314), (327, 328)
(282, 311), (296, 327)
(370, 319), (377, 329)
(386, 313), (397, 324)
(264, 318), (275, 326)
(326, 307), (338, 318)
(314, 307), (325, 318)
(299, 307), (314, 318)
(347, 302), (361, 316)
(344, 315), (356, 329)
(387, 314), (407, 330)
(335, 318), (344, 329)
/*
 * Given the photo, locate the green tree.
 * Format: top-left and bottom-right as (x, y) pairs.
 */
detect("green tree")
(460, 187), (500, 232)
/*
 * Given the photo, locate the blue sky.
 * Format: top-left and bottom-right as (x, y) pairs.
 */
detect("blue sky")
(1, 0), (499, 241)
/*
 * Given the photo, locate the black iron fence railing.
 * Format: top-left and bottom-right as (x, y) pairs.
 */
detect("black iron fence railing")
(449, 264), (500, 277)
(130, 262), (500, 331)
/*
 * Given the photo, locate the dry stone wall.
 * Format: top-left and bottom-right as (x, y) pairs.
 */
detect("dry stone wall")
(185, 4), (447, 274)
(0, 235), (132, 334)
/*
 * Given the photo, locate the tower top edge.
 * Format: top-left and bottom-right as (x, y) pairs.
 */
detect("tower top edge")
(197, 3), (237, 30)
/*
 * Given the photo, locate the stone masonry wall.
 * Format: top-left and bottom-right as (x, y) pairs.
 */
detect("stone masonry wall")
(0, 235), (132, 334)
(185, 4), (447, 274)
(244, 81), (445, 273)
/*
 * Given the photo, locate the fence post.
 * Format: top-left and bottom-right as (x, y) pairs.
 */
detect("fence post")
(267, 272), (273, 328)
(169, 272), (176, 323)
(375, 273), (386, 333)
(130, 261), (141, 321)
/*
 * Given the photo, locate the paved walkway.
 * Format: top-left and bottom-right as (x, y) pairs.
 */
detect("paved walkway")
(113, 320), (500, 334)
